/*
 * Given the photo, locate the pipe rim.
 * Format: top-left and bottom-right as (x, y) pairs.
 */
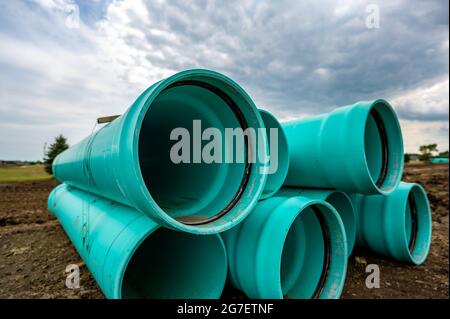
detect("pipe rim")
(278, 189), (356, 257)
(362, 99), (404, 195)
(401, 183), (432, 265)
(272, 198), (347, 299)
(284, 200), (347, 299)
(258, 109), (290, 199)
(129, 69), (267, 234)
(309, 206), (332, 298)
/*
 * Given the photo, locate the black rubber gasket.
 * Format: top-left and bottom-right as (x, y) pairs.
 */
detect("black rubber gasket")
(407, 192), (418, 253)
(311, 206), (332, 299)
(158, 80), (253, 226)
(369, 108), (389, 189)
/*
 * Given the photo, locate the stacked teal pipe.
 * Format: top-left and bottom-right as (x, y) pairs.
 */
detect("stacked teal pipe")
(221, 195), (347, 299)
(282, 100), (404, 195)
(258, 109), (290, 199)
(277, 188), (356, 257)
(349, 182), (432, 265)
(53, 69), (268, 234)
(48, 67), (434, 300)
(48, 184), (228, 298)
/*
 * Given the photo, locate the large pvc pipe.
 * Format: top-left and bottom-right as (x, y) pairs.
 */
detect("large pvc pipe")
(48, 184), (228, 298)
(53, 69), (268, 234)
(277, 188), (356, 257)
(349, 182), (432, 265)
(258, 110), (290, 199)
(282, 100), (404, 195)
(221, 196), (347, 299)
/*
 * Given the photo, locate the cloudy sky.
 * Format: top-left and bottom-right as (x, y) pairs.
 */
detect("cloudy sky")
(0, 0), (448, 160)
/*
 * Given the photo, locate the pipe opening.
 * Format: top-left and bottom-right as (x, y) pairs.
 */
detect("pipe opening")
(311, 208), (331, 299)
(280, 204), (336, 299)
(365, 108), (388, 188)
(121, 229), (226, 298)
(139, 80), (253, 225)
(364, 100), (404, 193)
(259, 110), (290, 199)
(406, 192), (418, 252)
(404, 185), (431, 264)
(326, 192), (356, 256)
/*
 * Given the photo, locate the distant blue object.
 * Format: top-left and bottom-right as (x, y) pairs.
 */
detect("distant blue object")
(431, 157), (449, 163)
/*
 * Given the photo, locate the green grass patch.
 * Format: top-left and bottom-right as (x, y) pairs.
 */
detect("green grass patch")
(0, 164), (52, 183)
(405, 160), (426, 166)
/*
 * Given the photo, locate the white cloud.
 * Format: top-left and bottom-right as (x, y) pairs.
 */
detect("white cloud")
(313, 67), (331, 79)
(0, 0), (448, 160)
(32, 0), (72, 10)
(400, 119), (449, 153)
(391, 77), (449, 121)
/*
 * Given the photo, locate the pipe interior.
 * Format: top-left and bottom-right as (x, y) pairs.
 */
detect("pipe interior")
(364, 110), (384, 185)
(280, 205), (328, 298)
(326, 192), (356, 255)
(405, 194), (414, 249)
(259, 110), (289, 198)
(139, 82), (249, 224)
(364, 101), (404, 192)
(404, 185), (431, 263)
(121, 228), (226, 298)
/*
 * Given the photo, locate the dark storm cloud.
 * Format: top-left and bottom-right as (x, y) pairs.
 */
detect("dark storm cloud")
(0, 0), (448, 159)
(132, 0), (449, 117)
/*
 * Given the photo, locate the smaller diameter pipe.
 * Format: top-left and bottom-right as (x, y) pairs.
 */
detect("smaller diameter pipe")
(282, 99), (404, 195)
(221, 195), (347, 299)
(48, 184), (228, 298)
(278, 188), (356, 257)
(349, 182), (432, 265)
(258, 109), (290, 199)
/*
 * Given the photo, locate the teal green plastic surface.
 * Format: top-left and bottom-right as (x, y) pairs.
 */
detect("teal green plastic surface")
(282, 100), (404, 195)
(258, 110), (290, 199)
(221, 195), (347, 299)
(349, 182), (432, 265)
(278, 188), (356, 257)
(53, 69), (268, 234)
(430, 157), (449, 163)
(48, 184), (228, 298)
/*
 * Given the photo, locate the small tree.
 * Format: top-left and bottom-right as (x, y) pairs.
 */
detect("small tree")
(404, 153), (411, 164)
(418, 144), (438, 163)
(44, 134), (69, 174)
(439, 150), (449, 158)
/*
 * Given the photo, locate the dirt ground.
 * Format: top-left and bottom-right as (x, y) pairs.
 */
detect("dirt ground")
(0, 164), (448, 299)
(341, 164), (449, 299)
